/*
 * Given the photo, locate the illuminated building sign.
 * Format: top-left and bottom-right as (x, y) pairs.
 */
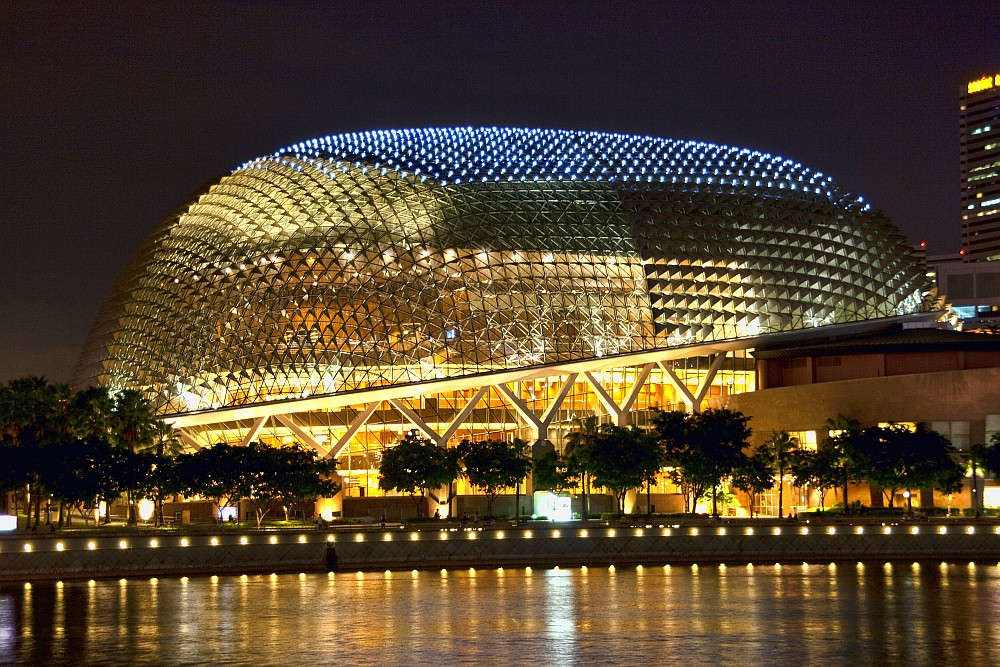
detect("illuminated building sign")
(968, 74), (1000, 95)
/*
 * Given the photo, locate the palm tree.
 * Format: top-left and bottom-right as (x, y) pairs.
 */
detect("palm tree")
(565, 416), (599, 520)
(967, 443), (989, 518)
(1, 378), (71, 528)
(112, 389), (156, 454)
(112, 388), (157, 524)
(70, 386), (116, 439)
(513, 438), (530, 524)
(764, 430), (795, 517)
(145, 420), (183, 526)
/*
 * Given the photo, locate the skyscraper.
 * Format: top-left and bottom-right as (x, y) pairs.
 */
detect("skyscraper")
(960, 72), (1000, 261)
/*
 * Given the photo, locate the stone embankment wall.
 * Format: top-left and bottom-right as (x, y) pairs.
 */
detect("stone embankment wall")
(0, 532), (322, 583)
(3, 521), (999, 583)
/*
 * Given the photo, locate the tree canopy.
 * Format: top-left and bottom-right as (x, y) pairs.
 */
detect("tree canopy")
(789, 446), (841, 511)
(586, 425), (661, 514)
(457, 438), (532, 517)
(378, 431), (460, 514)
(855, 423), (964, 510)
(654, 408), (751, 516)
(731, 447), (774, 518)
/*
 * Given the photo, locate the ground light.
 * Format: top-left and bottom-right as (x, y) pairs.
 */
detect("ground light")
(138, 499), (155, 522)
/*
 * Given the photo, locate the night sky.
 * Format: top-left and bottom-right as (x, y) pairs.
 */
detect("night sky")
(2, 2), (998, 384)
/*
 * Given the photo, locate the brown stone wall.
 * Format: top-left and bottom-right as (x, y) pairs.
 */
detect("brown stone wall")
(815, 354), (882, 383)
(711, 366), (1000, 448)
(885, 350), (963, 376)
(343, 496), (427, 520)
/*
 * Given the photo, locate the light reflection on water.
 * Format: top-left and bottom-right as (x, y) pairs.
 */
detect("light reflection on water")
(2, 563), (1000, 665)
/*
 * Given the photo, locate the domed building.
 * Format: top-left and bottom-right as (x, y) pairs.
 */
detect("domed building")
(75, 127), (948, 515)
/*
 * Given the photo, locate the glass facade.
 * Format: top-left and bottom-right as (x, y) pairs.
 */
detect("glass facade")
(73, 127), (940, 458)
(961, 73), (1000, 261)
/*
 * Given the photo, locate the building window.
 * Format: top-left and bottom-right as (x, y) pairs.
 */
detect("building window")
(788, 430), (817, 451)
(986, 414), (1000, 445)
(931, 421), (970, 451)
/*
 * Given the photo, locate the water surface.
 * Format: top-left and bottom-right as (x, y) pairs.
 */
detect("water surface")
(2, 562), (998, 665)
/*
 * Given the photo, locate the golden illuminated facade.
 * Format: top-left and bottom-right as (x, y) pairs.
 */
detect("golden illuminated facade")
(75, 127), (942, 498)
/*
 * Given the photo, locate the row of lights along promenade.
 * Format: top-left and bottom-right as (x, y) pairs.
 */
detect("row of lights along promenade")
(3, 515), (1000, 583)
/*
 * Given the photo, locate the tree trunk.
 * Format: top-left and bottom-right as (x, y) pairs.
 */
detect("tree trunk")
(842, 468), (850, 514)
(778, 467), (784, 518)
(972, 465), (980, 517)
(514, 481), (521, 524)
(646, 479), (651, 517)
(711, 484), (718, 518)
(127, 491), (137, 525)
(581, 472), (589, 521)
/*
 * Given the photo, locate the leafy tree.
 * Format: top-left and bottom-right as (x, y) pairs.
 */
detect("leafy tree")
(0, 439), (29, 517)
(731, 447), (774, 517)
(532, 450), (572, 492)
(910, 426), (966, 506)
(654, 408), (752, 517)
(378, 431), (460, 516)
(695, 409), (752, 517)
(691, 409), (752, 517)
(763, 430), (796, 517)
(130, 451), (183, 526)
(586, 425), (661, 514)
(565, 416), (600, 520)
(243, 446), (286, 527)
(653, 409), (701, 513)
(170, 441), (339, 527)
(512, 438), (530, 524)
(457, 438), (532, 518)
(980, 432), (1000, 479)
(789, 446), (841, 511)
(175, 443), (257, 521)
(857, 423), (964, 511)
(698, 487), (737, 513)
(39, 436), (119, 526)
(268, 444), (340, 521)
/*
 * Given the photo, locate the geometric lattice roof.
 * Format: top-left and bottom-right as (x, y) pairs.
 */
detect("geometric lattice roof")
(73, 127), (939, 415)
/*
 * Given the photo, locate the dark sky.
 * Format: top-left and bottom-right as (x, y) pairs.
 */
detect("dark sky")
(2, 1), (998, 384)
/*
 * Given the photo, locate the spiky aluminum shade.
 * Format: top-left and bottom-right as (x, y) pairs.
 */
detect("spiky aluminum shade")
(74, 127), (937, 415)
